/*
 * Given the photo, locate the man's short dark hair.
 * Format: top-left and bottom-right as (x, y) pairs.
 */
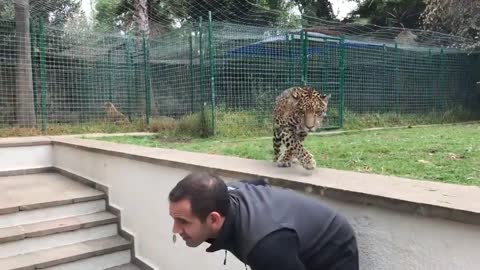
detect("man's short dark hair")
(168, 171), (230, 222)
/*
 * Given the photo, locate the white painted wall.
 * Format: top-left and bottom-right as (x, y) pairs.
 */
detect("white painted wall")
(52, 144), (480, 270)
(52, 144), (246, 270)
(0, 145), (52, 172)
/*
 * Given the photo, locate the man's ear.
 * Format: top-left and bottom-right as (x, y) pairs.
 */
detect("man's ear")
(207, 211), (222, 225)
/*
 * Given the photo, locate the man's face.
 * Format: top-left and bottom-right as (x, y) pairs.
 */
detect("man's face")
(169, 199), (215, 247)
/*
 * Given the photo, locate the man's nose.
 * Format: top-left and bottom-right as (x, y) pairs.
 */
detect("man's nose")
(172, 223), (182, 234)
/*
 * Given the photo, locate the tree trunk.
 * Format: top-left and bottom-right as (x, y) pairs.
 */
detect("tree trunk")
(14, 0), (36, 127)
(134, 0), (149, 36)
(135, 0), (158, 116)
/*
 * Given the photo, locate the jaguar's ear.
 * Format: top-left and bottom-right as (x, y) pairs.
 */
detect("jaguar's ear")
(292, 91), (299, 99)
(321, 93), (331, 102)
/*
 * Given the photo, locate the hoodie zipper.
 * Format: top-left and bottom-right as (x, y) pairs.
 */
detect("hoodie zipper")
(223, 250), (247, 269)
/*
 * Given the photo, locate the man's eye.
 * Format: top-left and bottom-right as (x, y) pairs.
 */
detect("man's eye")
(176, 218), (188, 225)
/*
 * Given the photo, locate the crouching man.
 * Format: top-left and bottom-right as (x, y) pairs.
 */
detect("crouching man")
(168, 171), (359, 270)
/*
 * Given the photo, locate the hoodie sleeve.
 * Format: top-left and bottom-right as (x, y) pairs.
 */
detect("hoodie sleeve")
(246, 229), (307, 270)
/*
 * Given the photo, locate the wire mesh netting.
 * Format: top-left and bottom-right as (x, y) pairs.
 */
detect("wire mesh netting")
(1, 0), (479, 136)
(211, 24), (347, 133)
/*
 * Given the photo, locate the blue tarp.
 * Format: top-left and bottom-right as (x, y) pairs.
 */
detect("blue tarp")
(226, 43), (323, 58)
(225, 33), (385, 59)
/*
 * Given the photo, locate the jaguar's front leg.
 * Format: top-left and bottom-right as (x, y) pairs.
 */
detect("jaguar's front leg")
(296, 144), (316, 170)
(277, 129), (295, 168)
(295, 132), (316, 170)
(284, 128), (306, 165)
(297, 130), (308, 143)
(273, 127), (282, 162)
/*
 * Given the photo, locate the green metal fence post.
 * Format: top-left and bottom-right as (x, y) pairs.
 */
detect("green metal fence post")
(29, 19), (37, 118)
(394, 42), (400, 114)
(108, 51), (113, 102)
(338, 36), (346, 128)
(88, 59), (94, 122)
(440, 48), (445, 109)
(198, 16), (208, 136)
(199, 17), (205, 102)
(323, 37), (329, 91)
(142, 33), (151, 125)
(125, 37), (134, 121)
(207, 11), (216, 136)
(301, 30), (308, 86)
(286, 33), (292, 86)
(428, 49), (433, 109)
(79, 53), (86, 122)
(39, 17), (47, 132)
(382, 44), (386, 110)
(189, 29), (194, 113)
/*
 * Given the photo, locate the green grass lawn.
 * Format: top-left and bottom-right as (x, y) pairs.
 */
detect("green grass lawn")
(96, 123), (480, 186)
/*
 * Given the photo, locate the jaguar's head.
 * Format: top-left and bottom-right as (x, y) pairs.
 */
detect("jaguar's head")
(293, 87), (331, 133)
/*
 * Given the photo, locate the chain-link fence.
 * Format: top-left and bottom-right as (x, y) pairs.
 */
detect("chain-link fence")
(1, 11), (479, 136)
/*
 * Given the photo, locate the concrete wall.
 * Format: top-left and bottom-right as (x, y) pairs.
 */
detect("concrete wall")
(0, 144), (52, 173)
(52, 144), (247, 270)
(0, 136), (477, 269)
(51, 142), (480, 270)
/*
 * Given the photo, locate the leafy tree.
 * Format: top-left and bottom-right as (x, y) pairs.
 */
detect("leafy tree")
(63, 9), (91, 35)
(422, 0), (480, 49)
(1, 0), (80, 26)
(293, 0), (334, 20)
(30, 0), (81, 27)
(0, 0), (15, 20)
(94, 0), (298, 36)
(180, 0), (292, 27)
(95, 0), (203, 36)
(94, 0), (124, 33)
(344, 0), (425, 29)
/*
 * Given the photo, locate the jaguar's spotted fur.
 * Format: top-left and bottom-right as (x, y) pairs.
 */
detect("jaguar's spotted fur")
(272, 86), (331, 170)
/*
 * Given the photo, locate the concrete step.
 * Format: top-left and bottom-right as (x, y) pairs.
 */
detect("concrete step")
(0, 173), (105, 215)
(43, 250), (133, 270)
(0, 222), (119, 259)
(0, 172), (140, 270)
(0, 211), (118, 244)
(105, 263), (142, 270)
(0, 199), (107, 229)
(0, 235), (131, 269)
